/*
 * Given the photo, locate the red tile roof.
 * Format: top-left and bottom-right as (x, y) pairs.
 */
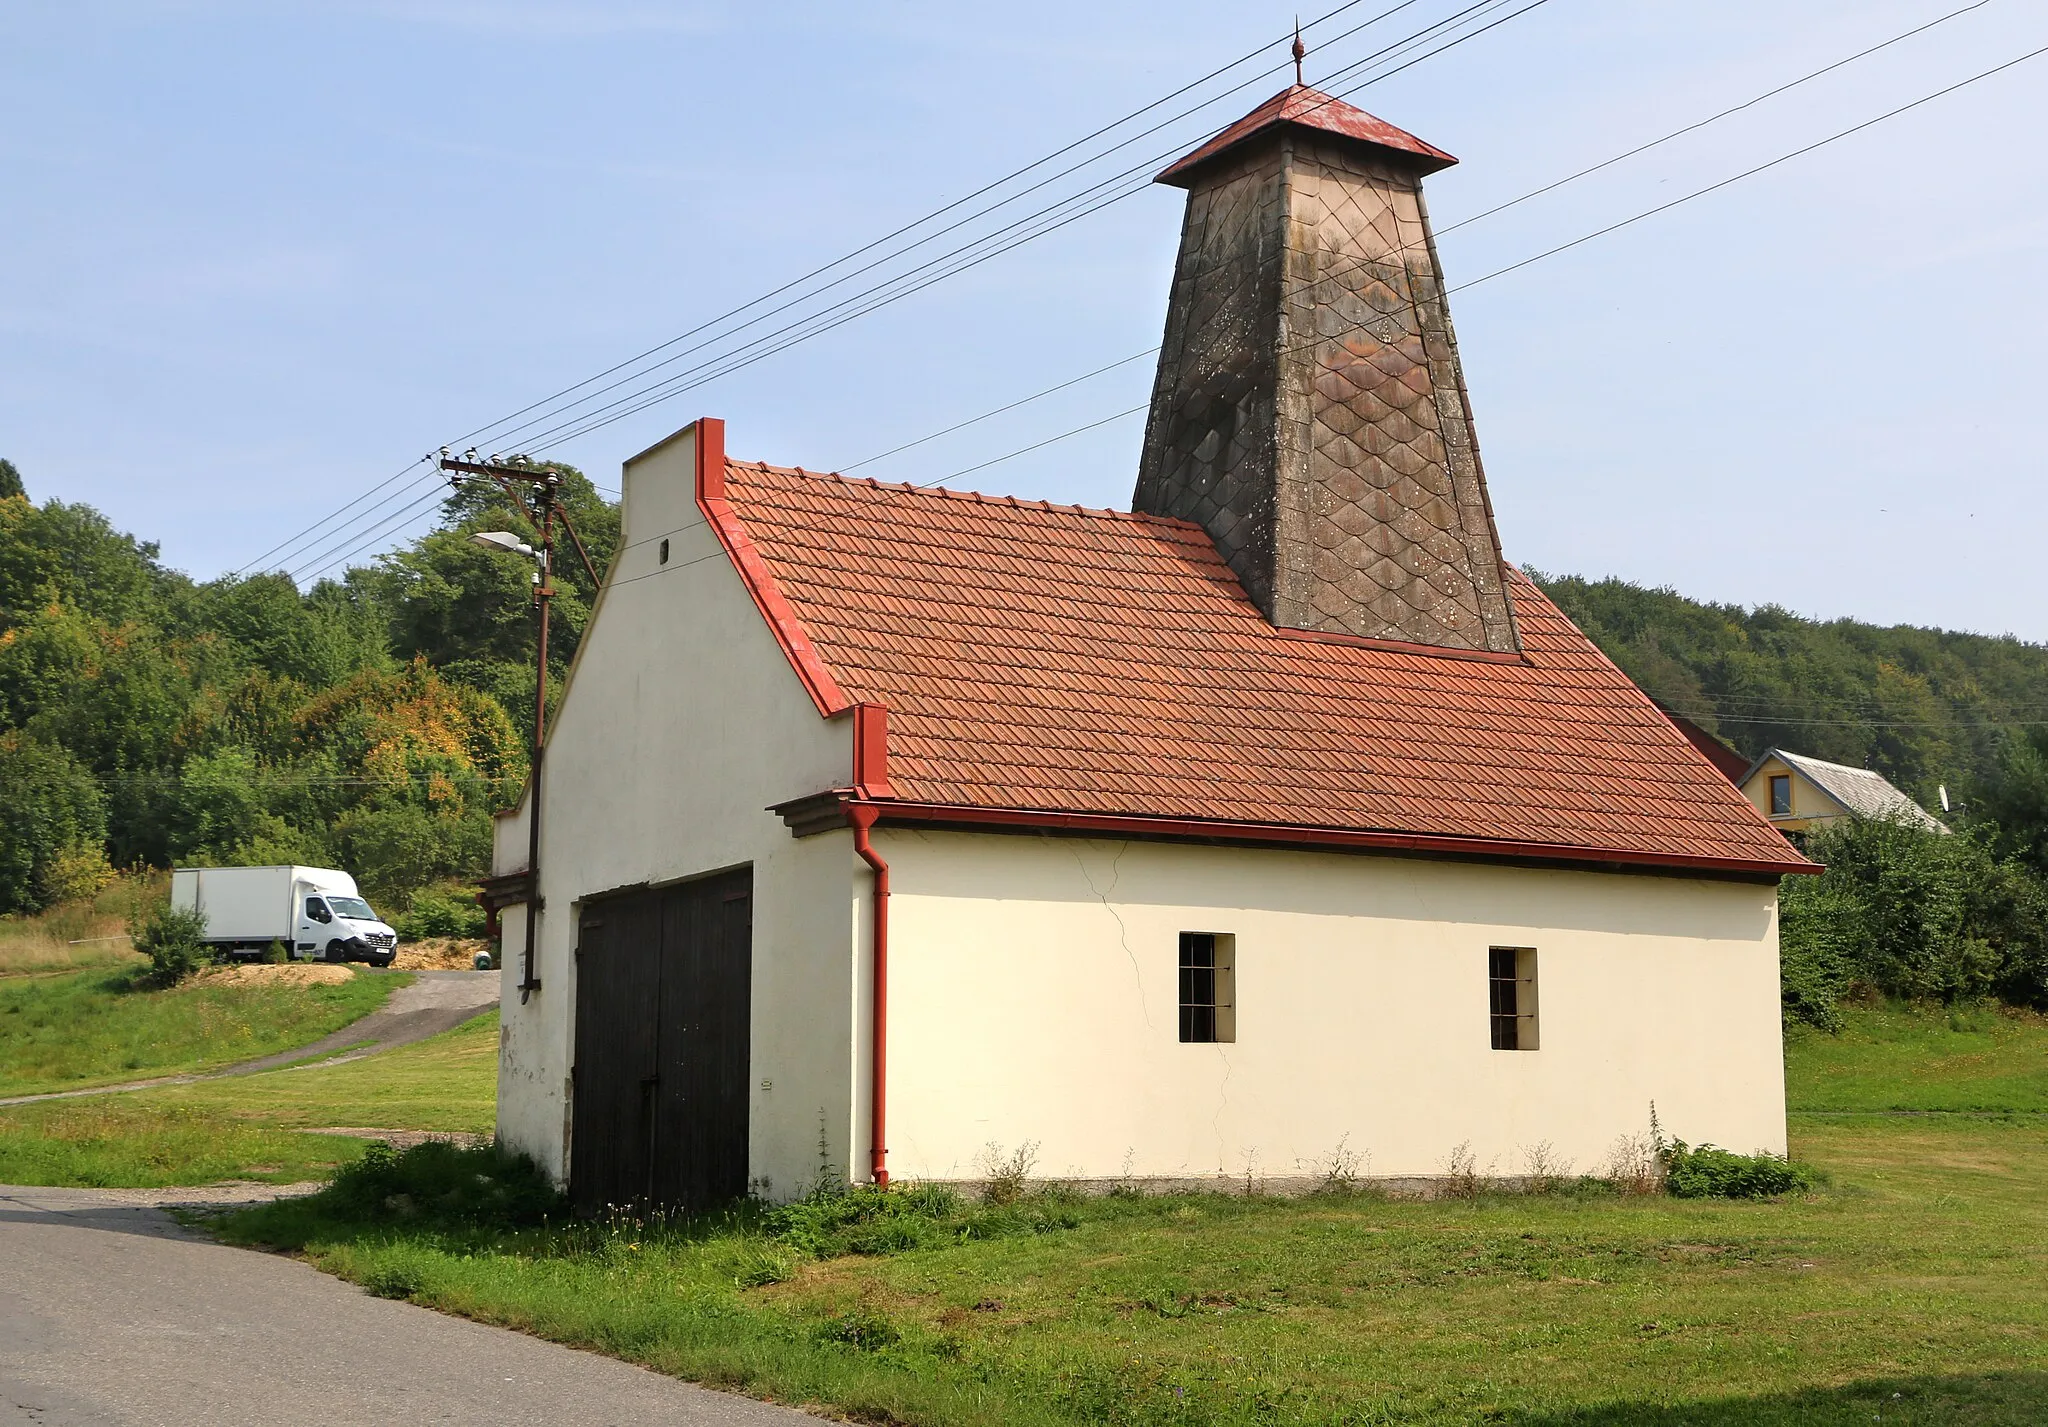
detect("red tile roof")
(1157, 84), (1457, 187)
(718, 459), (1809, 875)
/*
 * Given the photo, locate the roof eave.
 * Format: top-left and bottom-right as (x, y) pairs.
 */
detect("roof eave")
(777, 794), (1817, 881)
(1157, 118), (1458, 187)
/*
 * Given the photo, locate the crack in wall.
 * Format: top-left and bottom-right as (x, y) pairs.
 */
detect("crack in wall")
(1066, 837), (1151, 1029)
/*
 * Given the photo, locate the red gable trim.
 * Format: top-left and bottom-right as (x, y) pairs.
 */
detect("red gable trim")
(854, 799), (1818, 880)
(693, 417), (852, 718)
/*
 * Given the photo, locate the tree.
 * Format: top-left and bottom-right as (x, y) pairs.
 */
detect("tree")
(1975, 727), (2048, 881)
(1778, 815), (2048, 1022)
(0, 732), (107, 914)
(341, 462), (617, 729)
(0, 458), (24, 501)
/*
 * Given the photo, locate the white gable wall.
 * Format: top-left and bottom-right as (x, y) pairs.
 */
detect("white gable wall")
(494, 426), (859, 1195)
(878, 828), (1784, 1183)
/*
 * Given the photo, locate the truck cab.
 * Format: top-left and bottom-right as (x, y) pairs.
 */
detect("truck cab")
(296, 887), (400, 967)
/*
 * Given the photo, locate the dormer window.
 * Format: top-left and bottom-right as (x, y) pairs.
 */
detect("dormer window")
(1769, 774), (1792, 817)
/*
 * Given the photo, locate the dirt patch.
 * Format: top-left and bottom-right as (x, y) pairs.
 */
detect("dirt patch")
(393, 938), (492, 972)
(306, 1127), (491, 1150)
(198, 963), (357, 987)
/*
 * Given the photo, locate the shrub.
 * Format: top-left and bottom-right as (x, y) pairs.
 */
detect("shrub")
(128, 902), (213, 986)
(1662, 1141), (1815, 1199)
(1779, 814), (2048, 1024)
(259, 940), (289, 964)
(40, 842), (116, 905)
(316, 1140), (562, 1228)
(394, 885), (488, 940)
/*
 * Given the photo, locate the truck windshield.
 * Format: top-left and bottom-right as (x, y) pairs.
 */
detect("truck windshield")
(327, 896), (377, 921)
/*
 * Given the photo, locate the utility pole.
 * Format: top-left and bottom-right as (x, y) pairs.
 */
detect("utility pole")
(439, 454), (603, 1003)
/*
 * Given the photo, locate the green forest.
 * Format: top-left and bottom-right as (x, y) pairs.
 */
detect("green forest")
(1537, 571), (2048, 805)
(0, 454), (614, 933)
(2, 452), (2045, 1017)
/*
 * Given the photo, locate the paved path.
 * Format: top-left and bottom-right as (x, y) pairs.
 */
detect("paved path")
(0, 972), (501, 1108)
(0, 1184), (818, 1426)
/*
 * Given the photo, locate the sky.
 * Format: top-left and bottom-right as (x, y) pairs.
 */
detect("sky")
(3, 0), (2044, 639)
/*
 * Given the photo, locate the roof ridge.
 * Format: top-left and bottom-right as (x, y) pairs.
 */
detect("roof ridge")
(725, 456), (1209, 533)
(1778, 748), (1885, 778)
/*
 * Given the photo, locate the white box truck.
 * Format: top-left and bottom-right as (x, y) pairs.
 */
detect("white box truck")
(170, 866), (400, 967)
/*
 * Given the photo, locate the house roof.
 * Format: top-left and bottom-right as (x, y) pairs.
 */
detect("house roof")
(718, 457), (1812, 875)
(1156, 84), (1458, 187)
(1747, 748), (1948, 832)
(1654, 704), (1752, 783)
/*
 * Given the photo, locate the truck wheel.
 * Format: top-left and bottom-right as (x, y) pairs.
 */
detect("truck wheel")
(324, 941), (349, 964)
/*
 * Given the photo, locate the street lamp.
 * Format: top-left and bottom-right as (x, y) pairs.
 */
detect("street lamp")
(440, 459), (606, 1002)
(468, 530), (537, 559)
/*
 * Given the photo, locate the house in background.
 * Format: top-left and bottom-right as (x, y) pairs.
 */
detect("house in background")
(1655, 703), (1753, 782)
(1739, 748), (1948, 837)
(489, 85), (1815, 1210)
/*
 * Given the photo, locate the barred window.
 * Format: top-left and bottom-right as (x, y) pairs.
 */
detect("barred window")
(1178, 932), (1236, 1043)
(1489, 947), (1539, 1051)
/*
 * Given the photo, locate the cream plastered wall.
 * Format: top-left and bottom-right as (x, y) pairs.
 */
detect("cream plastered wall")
(494, 424), (862, 1196)
(878, 829), (1785, 1183)
(1738, 755), (1847, 834)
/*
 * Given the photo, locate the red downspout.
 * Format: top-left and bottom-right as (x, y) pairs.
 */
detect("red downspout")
(848, 804), (889, 1187)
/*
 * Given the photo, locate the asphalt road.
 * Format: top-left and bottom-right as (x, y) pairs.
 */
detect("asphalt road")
(0, 1185), (818, 1426)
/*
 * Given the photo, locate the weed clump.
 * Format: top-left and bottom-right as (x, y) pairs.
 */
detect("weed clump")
(764, 1177), (1078, 1258)
(1662, 1141), (1816, 1199)
(319, 1140), (563, 1227)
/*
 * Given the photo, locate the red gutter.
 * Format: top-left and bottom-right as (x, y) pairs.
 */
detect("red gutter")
(847, 799), (1818, 878)
(847, 804), (890, 1187)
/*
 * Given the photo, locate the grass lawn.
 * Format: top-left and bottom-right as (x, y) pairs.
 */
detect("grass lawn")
(0, 964), (405, 1097)
(0, 1010), (496, 1187)
(205, 1000), (2048, 1426)
(0, 875), (157, 976)
(218, 1114), (2048, 1426)
(1787, 1000), (2048, 1113)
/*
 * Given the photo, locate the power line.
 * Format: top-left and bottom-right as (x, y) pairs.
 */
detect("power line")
(465, 0), (1474, 457)
(511, 0), (1550, 455)
(252, 1), (1486, 579)
(235, 457), (436, 577)
(440, 0), (1420, 457)
(290, 485), (451, 585)
(861, 24), (2048, 495)
(840, 350), (1156, 472)
(921, 404), (1151, 488)
(1450, 37), (2048, 294)
(1434, 0), (1995, 238)
(841, 0), (1968, 483)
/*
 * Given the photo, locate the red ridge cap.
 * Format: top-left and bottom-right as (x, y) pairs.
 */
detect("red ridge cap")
(693, 418), (851, 716)
(1158, 84), (1457, 187)
(736, 458), (1209, 532)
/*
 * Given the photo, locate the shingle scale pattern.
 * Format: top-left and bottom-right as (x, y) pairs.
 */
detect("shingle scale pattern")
(727, 461), (1804, 865)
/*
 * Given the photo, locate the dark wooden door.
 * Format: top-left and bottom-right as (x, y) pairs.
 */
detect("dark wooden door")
(568, 891), (661, 1210)
(570, 867), (752, 1213)
(652, 870), (753, 1208)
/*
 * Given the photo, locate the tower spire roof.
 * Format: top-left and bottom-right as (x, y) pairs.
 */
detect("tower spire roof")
(1157, 84), (1457, 188)
(1134, 87), (1515, 654)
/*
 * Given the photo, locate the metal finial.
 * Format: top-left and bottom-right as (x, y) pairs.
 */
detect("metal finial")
(1292, 19), (1306, 86)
